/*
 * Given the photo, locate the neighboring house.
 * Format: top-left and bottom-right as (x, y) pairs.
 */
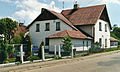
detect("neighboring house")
(110, 37), (119, 48)
(14, 23), (28, 35)
(27, 4), (112, 51)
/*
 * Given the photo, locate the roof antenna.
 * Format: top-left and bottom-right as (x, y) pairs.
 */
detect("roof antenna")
(63, 1), (64, 9)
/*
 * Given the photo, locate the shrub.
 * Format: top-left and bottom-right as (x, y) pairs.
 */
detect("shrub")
(28, 55), (40, 62)
(38, 40), (44, 59)
(103, 48), (120, 52)
(3, 58), (16, 63)
(89, 42), (103, 53)
(62, 37), (72, 56)
(81, 53), (89, 56)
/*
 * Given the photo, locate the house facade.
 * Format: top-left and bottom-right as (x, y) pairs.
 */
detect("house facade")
(27, 4), (112, 51)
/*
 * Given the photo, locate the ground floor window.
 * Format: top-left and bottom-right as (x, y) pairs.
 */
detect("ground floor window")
(99, 38), (102, 46)
(105, 39), (107, 47)
(45, 38), (49, 45)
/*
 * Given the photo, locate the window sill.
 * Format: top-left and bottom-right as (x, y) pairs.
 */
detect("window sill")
(56, 29), (60, 31)
(45, 30), (50, 31)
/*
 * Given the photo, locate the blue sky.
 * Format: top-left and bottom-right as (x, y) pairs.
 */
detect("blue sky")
(0, 0), (120, 26)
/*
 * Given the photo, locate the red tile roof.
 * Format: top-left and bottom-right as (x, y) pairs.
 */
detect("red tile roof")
(14, 25), (28, 35)
(110, 37), (119, 42)
(61, 4), (110, 26)
(47, 30), (92, 39)
(46, 9), (78, 31)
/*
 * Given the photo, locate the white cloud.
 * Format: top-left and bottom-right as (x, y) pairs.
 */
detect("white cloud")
(0, 0), (12, 3)
(13, 0), (61, 25)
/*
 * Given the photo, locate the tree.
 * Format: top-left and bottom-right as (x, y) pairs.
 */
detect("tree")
(23, 33), (32, 56)
(0, 18), (18, 43)
(62, 37), (72, 56)
(38, 40), (44, 59)
(0, 39), (8, 64)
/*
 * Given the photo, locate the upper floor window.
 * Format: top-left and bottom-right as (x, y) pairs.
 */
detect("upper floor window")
(56, 22), (60, 31)
(36, 24), (40, 32)
(45, 23), (50, 31)
(105, 24), (107, 32)
(99, 22), (102, 31)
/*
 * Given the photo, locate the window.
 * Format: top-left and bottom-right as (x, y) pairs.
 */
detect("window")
(83, 41), (84, 46)
(87, 41), (88, 47)
(45, 38), (49, 45)
(105, 24), (107, 32)
(105, 39), (107, 47)
(99, 38), (102, 46)
(36, 24), (40, 32)
(56, 22), (60, 31)
(99, 22), (102, 31)
(45, 23), (50, 31)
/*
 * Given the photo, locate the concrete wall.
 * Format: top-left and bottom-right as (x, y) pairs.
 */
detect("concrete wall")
(78, 25), (93, 36)
(49, 38), (91, 52)
(94, 19), (110, 48)
(29, 19), (74, 47)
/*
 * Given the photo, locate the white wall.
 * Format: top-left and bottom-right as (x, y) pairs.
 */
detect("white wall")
(29, 19), (74, 47)
(49, 38), (91, 52)
(94, 19), (110, 48)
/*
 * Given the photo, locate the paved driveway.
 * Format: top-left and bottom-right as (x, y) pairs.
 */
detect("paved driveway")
(25, 52), (120, 72)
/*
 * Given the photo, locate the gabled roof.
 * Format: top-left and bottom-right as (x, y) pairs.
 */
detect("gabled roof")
(47, 30), (92, 39)
(110, 37), (119, 42)
(46, 9), (78, 31)
(27, 8), (78, 31)
(61, 4), (112, 29)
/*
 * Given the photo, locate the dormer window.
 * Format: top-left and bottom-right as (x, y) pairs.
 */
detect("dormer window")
(36, 24), (40, 32)
(99, 22), (102, 31)
(45, 23), (50, 31)
(56, 22), (60, 31)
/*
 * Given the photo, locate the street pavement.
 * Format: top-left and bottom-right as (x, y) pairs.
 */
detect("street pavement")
(24, 52), (120, 72)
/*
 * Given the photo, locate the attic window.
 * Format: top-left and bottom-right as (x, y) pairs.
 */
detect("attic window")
(56, 22), (60, 31)
(45, 23), (50, 31)
(36, 24), (40, 32)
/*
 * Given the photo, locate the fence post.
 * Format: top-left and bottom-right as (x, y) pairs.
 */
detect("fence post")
(42, 46), (45, 61)
(71, 45), (74, 58)
(58, 45), (61, 57)
(54, 45), (56, 57)
(31, 44), (33, 56)
(20, 44), (24, 63)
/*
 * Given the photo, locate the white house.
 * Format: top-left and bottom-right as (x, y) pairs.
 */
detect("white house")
(27, 4), (112, 51)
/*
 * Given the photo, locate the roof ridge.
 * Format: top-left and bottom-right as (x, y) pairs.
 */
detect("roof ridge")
(61, 4), (106, 12)
(66, 30), (70, 37)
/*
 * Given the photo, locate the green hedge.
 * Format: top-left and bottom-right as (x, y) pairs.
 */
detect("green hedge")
(103, 48), (120, 52)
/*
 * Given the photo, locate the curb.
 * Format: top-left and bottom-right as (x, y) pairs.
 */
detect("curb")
(1, 50), (120, 72)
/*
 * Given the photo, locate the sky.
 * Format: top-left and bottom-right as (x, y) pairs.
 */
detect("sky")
(0, 0), (120, 26)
